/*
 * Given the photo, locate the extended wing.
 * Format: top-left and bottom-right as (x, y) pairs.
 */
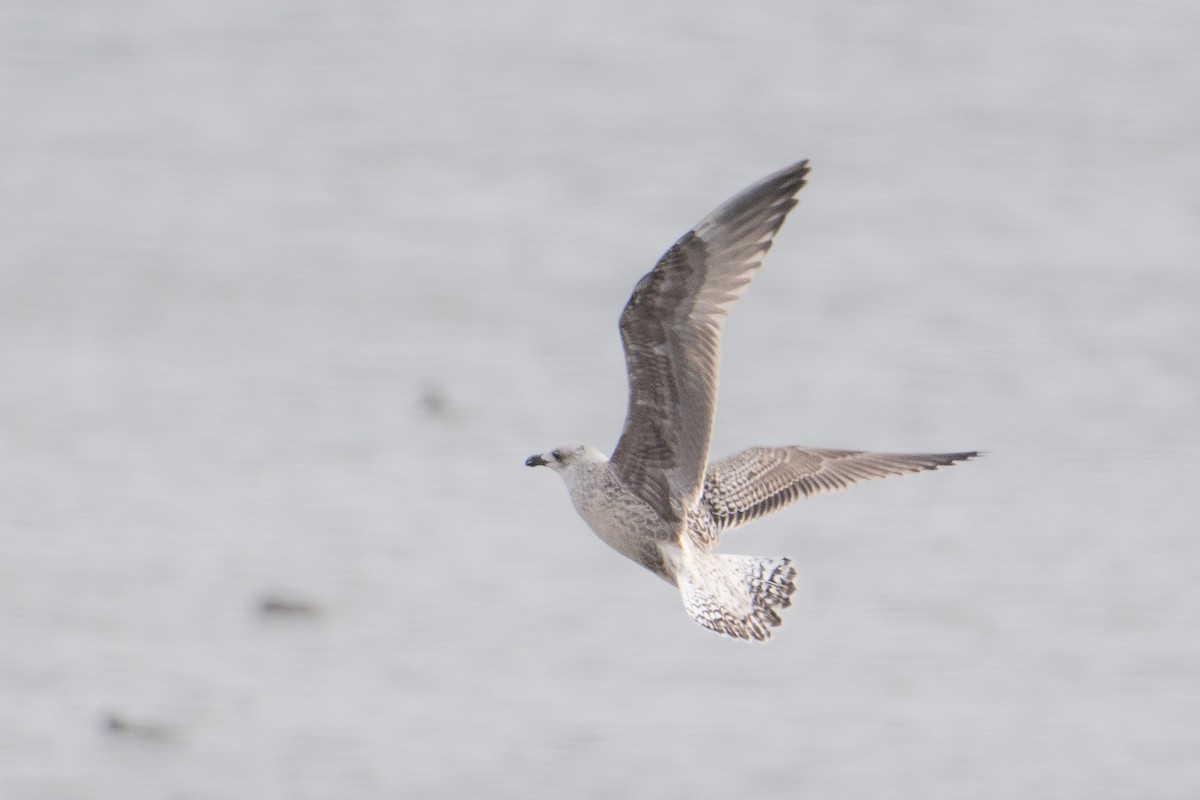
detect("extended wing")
(609, 162), (811, 522)
(702, 446), (977, 530)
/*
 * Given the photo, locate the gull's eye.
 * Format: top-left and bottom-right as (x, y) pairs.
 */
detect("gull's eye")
(551, 450), (562, 462)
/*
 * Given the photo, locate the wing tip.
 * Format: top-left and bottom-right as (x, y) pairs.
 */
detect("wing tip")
(910, 450), (981, 471)
(763, 159), (812, 202)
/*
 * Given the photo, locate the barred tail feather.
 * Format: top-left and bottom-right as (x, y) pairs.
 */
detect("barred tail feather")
(677, 553), (798, 642)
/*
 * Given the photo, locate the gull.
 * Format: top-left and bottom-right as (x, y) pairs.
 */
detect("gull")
(526, 161), (976, 642)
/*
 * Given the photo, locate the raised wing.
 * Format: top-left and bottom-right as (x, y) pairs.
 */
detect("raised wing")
(609, 162), (811, 522)
(702, 446), (977, 530)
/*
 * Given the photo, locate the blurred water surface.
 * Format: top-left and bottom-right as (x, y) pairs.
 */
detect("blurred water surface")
(1, 1), (1198, 798)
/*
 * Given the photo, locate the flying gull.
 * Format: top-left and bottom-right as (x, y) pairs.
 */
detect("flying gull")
(526, 161), (976, 642)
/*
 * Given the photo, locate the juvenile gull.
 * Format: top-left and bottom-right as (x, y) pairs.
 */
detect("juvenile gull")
(526, 161), (976, 642)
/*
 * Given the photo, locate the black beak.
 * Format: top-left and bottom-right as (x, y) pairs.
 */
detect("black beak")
(525, 454), (548, 468)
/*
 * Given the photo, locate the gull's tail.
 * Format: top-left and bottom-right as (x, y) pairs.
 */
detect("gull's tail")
(676, 551), (797, 642)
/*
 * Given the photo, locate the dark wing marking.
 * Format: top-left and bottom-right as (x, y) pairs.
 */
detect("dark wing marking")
(609, 162), (811, 522)
(702, 446), (978, 530)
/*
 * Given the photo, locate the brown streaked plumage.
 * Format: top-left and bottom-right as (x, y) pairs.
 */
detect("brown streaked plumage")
(526, 161), (977, 642)
(702, 447), (978, 535)
(611, 163), (811, 524)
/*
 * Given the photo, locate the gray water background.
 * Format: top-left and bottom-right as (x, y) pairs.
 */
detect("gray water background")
(2, 0), (1198, 797)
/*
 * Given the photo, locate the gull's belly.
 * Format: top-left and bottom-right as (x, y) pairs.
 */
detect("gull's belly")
(568, 475), (678, 581)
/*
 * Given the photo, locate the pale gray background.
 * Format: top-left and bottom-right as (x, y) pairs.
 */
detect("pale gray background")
(2, 0), (1197, 798)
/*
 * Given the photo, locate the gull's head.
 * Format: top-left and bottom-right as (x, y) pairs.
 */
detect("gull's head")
(524, 443), (606, 473)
